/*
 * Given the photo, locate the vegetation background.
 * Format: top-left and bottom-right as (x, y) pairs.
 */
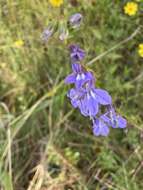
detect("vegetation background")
(0, 0), (143, 189)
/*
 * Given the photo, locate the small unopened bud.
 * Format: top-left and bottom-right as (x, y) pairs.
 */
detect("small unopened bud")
(69, 13), (83, 28)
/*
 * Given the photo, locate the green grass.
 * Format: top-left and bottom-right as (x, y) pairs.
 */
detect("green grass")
(0, 0), (143, 189)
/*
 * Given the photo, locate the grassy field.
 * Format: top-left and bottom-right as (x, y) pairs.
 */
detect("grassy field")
(0, 0), (143, 189)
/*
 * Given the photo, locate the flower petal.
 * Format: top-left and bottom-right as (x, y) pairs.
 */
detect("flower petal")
(93, 119), (109, 136)
(78, 99), (88, 117)
(65, 73), (76, 84)
(67, 89), (81, 108)
(93, 119), (101, 136)
(117, 115), (127, 128)
(71, 99), (78, 108)
(100, 114), (111, 125)
(72, 63), (82, 73)
(86, 97), (99, 117)
(94, 89), (112, 105)
(101, 123), (110, 136)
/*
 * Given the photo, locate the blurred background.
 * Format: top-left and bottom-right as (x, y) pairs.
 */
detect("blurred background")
(0, 0), (143, 189)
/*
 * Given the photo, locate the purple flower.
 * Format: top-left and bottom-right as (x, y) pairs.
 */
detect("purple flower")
(93, 118), (109, 136)
(67, 83), (112, 117)
(67, 87), (85, 108)
(67, 87), (99, 117)
(81, 87), (112, 117)
(69, 45), (85, 62)
(41, 28), (53, 42)
(100, 106), (127, 129)
(65, 63), (93, 88)
(92, 106), (126, 136)
(69, 13), (83, 28)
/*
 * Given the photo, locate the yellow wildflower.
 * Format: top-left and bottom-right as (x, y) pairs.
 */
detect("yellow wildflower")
(124, 2), (138, 16)
(49, 0), (63, 7)
(14, 40), (24, 48)
(138, 44), (143, 57)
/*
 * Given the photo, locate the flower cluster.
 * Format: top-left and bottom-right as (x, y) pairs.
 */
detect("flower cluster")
(65, 45), (127, 136)
(41, 13), (83, 42)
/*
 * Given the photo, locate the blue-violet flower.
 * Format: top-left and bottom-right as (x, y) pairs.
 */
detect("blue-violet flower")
(65, 63), (93, 88)
(92, 118), (109, 137)
(69, 45), (85, 62)
(67, 82), (112, 117)
(100, 106), (127, 129)
(41, 28), (53, 42)
(69, 13), (83, 28)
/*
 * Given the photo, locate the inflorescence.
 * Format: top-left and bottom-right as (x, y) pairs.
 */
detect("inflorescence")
(65, 45), (127, 136)
(41, 13), (83, 42)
